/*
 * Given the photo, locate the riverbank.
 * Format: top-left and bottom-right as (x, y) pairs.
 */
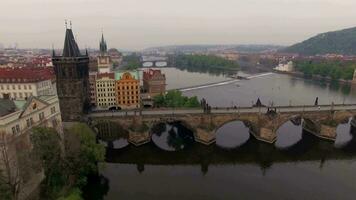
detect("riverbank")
(274, 70), (354, 85)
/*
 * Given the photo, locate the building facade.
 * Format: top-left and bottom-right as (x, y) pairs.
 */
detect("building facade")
(97, 33), (112, 73)
(96, 73), (116, 109)
(115, 71), (141, 109)
(0, 67), (56, 100)
(89, 72), (97, 106)
(52, 27), (90, 121)
(0, 95), (62, 200)
(143, 69), (166, 98)
(0, 95), (62, 142)
(274, 61), (294, 72)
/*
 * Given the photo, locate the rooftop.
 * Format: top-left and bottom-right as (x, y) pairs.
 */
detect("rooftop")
(115, 70), (140, 81)
(143, 69), (165, 80)
(97, 72), (115, 79)
(0, 67), (55, 83)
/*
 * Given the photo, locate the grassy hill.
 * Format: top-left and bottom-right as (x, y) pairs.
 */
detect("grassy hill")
(282, 27), (356, 55)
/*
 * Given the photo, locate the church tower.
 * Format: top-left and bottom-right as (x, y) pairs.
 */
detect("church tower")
(97, 33), (112, 73)
(52, 26), (90, 121)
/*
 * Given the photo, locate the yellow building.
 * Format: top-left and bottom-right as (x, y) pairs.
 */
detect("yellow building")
(96, 73), (116, 109)
(115, 71), (140, 109)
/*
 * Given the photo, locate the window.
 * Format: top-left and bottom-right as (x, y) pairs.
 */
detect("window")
(29, 85), (32, 89)
(12, 127), (16, 135)
(18, 85), (21, 89)
(26, 119), (31, 127)
(12, 85), (15, 90)
(39, 112), (45, 121)
(15, 125), (20, 133)
(51, 107), (56, 114)
(24, 85), (27, 90)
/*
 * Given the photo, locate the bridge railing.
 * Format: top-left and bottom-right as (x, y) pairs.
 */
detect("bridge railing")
(89, 103), (356, 115)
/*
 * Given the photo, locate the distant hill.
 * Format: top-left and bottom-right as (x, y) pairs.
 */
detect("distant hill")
(144, 44), (283, 54)
(282, 27), (356, 55)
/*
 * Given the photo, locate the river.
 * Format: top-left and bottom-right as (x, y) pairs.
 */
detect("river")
(84, 67), (356, 200)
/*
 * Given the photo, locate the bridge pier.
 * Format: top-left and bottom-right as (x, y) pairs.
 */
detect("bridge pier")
(249, 128), (277, 144)
(128, 131), (151, 146)
(194, 128), (216, 145)
(302, 120), (337, 141)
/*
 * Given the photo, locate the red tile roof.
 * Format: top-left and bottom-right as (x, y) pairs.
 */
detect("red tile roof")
(97, 72), (115, 79)
(0, 67), (55, 83)
(143, 69), (165, 80)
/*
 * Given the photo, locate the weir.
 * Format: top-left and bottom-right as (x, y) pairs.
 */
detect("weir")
(177, 72), (273, 92)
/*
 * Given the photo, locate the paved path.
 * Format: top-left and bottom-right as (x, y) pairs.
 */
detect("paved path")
(88, 104), (356, 118)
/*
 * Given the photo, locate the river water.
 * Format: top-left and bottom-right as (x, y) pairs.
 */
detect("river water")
(85, 67), (356, 200)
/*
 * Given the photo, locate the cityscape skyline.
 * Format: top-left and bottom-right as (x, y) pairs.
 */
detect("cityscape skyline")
(2, 0), (356, 50)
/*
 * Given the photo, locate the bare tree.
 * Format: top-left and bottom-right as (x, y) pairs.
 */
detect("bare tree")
(0, 139), (21, 200)
(0, 132), (34, 200)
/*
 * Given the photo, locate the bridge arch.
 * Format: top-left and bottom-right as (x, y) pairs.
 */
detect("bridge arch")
(150, 119), (195, 151)
(274, 115), (304, 149)
(94, 120), (130, 149)
(215, 120), (250, 149)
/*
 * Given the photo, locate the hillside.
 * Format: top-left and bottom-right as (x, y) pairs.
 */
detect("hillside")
(144, 44), (283, 54)
(282, 27), (356, 55)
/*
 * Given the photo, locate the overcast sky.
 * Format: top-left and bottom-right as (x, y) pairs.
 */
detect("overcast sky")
(1, 0), (356, 50)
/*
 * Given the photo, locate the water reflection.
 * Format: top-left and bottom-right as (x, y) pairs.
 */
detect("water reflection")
(96, 121), (130, 149)
(82, 174), (109, 200)
(335, 118), (353, 148)
(216, 121), (250, 149)
(151, 122), (195, 151)
(275, 119), (303, 149)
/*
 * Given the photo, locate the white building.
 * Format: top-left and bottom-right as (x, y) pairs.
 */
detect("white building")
(0, 95), (62, 142)
(0, 95), (62, 200)
(0, 67), (56, 100)
(274, 61), (294, 72)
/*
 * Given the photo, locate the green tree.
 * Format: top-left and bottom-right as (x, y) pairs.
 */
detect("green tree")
(64, 124), (105, 188)
(30, 127), (64, 198)
(153, 90), (200, 108)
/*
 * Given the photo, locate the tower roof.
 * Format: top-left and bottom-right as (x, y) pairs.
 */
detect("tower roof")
(100, 33), (108, 54)
(62, 28), (81, 57)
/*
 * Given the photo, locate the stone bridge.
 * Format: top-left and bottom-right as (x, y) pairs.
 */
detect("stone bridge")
(89, 106), (356, 146)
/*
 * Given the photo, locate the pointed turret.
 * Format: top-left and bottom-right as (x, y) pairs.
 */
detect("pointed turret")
(99, 33), (107, 55)
(62, 28), (81, 57)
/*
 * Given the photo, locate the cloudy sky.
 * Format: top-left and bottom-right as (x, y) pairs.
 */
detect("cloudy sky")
(1, 0), (356, 50)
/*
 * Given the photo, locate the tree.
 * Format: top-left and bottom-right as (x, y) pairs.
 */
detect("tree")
(30, 125), (105, 199)
(153, 90), (200, 108)
(0, 136), (33, 200)
(64, 124), (105, 188)
(30, 127), (64, 198)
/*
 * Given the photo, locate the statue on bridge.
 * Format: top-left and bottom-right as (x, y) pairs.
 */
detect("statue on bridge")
(315, 97), (319, 106)
(253, 98), (265, 107)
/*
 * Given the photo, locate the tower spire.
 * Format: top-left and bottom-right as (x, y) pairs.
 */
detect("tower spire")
(52, 44), (56, 57)
(62, 25), (81, 57)
(99, 30), (107, 55)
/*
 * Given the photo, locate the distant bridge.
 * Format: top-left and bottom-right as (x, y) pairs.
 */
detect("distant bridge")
(88, 104), (356, 146)
(141, 56), (168, 67)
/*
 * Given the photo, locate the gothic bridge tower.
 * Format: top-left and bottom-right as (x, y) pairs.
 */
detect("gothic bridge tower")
(52, 26), (90, 121)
